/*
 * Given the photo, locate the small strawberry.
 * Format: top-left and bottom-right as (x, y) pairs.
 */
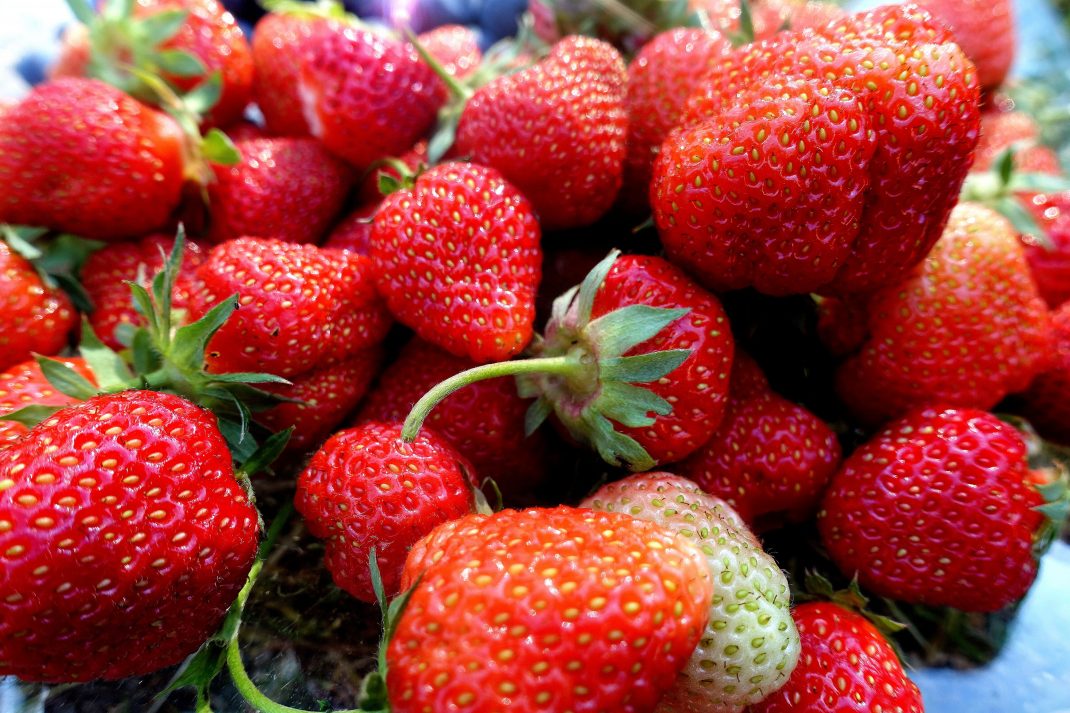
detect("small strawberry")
(386, 506), (712, 713)
(818, 406), (1045, 612)
(676, 354), (840, 529)
(828, 202), (1054, 424)
(418, 24), (482, 102)
(323, 203), (377, 254)
(1019, 191), (1070, 309)
(750, 602), (923, 713)
(0, 241), (76, 371)
(0, 78), (185, 241)
(0, 358), (94, 448)
(1021, 302), (1070, 444)
(0, 390), (260, 682)
(370, 162), (541, 363)
(972, 111), (1061, 176)
(295, 421), (476, 602)
(916, 0), (1015, 91)
(582, 473), (800, 712)
(207, 137), (353, 244)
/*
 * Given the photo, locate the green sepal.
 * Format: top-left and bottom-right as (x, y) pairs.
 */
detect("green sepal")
(597, 381), (672, 428)
(35, 354), (99, 400)
(994, 195), (1051, 247)
(139, 8), (188, 44)
(1007, 171), (1070, 193)
(131, 328), (162, 373)
(184, 74), (224, 118)
(0, 405), (64, 429)
(1, 224), (47, 260)
(129, 281), (162, 336)
(581, 410), (655, 471)
(104, 0), (134, 22)
(237, 427), (294, 478)
(169, 296), (239, 372)
(78, 318), (135, 391)
(524, 396), (552, 436)
(66, 0), (97, 24)
(215, 415), (258, 464)
(202, 129), (241, 166)
(583, 305), (689, 358)
(575, 250), (618, 325)
(155, 49), (207, 78)
(600, 349), (690, 383)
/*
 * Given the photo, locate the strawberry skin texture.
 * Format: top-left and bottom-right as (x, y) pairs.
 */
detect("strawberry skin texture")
(916, 0), (1015, 90)
(0, 390), (259, 682)
(356, 338), (549, 499)
(0, 78), (185, 241)
(298, 26), (440, 169)
(750, 603), (923, 713)
(830, 202), (1054, 424)
(371, 162), (542, 363)
(677, 354), (840, 529)
(0, 358), (94, 448)
(819, 407), (1044, 612)
(323, 203), (377, 255)
(1022, 302), (1070, 444)
(208, 137), (353, 245)
(389, 507), (713, 713)
(419, 24), (482, 103)
(82, 234), (208, 351)
(1021, 191), (1070, 309)
(191, 237), (392, 378)
(251, 12), (332, 136)
(295, 422), (475, 602)
(454, 36), (628, 230)
(0, 242), (76, 371)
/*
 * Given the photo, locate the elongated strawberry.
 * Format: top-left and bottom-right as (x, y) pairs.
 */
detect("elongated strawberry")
(0, 358), (94, 448)
(583, 473), (800, 712)
(751, 602), (923, 713)
(387, 506), (712, 713)
(370, 162), (541, 363)
(295, 421), (475, 602)
(0, 78), (185, 241)
(0, 390), (260, 682)
(1021, 302), (1070, 444)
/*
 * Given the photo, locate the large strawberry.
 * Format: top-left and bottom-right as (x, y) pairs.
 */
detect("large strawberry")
(818, 406), (1046, 612)
(385, 506), (712, 713)
(676, 354), (840, 529)
(582, 473), (800, 712)
(0, 358), (94, 448)
(0, 390), (260, 682)
(295, 421), (475, 602)
(827, 202), (1053, 424)
(1021, 301), (1070, 444)
(751, 602), (923, 713)
(916, 0), (1015, 91)
(0, 241), (76, 371)
(370, 162), (541, 363)
(0, 78), (185, 241)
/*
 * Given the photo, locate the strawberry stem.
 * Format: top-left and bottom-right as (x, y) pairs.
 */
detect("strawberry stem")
(406, 29), (472, 101)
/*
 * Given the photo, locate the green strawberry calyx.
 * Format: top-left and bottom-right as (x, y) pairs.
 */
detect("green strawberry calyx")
(402, 250), (692, 472)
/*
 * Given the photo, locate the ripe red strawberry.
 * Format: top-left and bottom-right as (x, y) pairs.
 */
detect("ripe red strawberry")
(256, 348), (383, 453)
(357, 140), (428, 204)
(1021, 302), (1070, 444)
(190, 237), (392, 378)
(207, 137), (353, 244)
(751, 602), (923, 713)
(828, 202), (1054, 424)
(323, 203), (377, 254)
(356, 338), (549, 499)
(371, 162), (541, 363)
(0, 78), (185, 240)
(677, 354), (840, 529)
(295, 421), (475, 602)
(387, 506), (713, 713)
(81, 234), (208, 351)
(453, 36), (628, 230)
(0, 358), (94, 448)
(0, 242), (76, 371)
(1018, 191), (1070, 309)
(818, 406), (1045, 612)
(418, 24), (482, 102)
(973, 111), (1061, 176)
(916, 0), (1015, 91)
(0, 390), (259, 682)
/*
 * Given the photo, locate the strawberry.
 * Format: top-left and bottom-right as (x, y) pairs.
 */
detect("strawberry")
(357, 140), (428, 204)
(190, 237), (392, 378)
(0, 358), (94, 448)
(973, 111), (1061, 176)
(828, 202), (1054, 424)
(0, 390), (260, 682)
(750, 602), (923, 713)
(451, 36), (628, 230)
(295, 421), (476, 602)
(386, 506), (712, 713)
(1021, 302), (1070, 444)
(418, 24), (482, 102)
(582, 473), (800, 711)
(1018, 191), (1070, 309)
(0, 242), (76, 371)
(207, 137), (353, 244)
(916, 0), (1015, 91)
(0, 78), (185, 241)
(370, 162), (541, 363)
(818, 406), (1045, 612)
(676, 354), (840, 529)
(356, 338), (549, 500)
(760, 0), (846, 32)
(81, 234), (208, 351)
(323, 203), (377, 254)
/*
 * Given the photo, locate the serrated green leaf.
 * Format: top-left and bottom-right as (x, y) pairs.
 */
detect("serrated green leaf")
(600, 349), (690, 383)
(524, 396), (552, 436)
(65, 0), (97, 24)
(238, 427), (293, 477)
(584, 305), (689, 358)
(0, 405), (64, 428)
(79, 319), (135, 391)
(598, 382), (673, 427)
(202, 127), (241, 165)
(156, 49), (206, 77)
(36, 355), (99, 400)
(169, 296), (237, 371)
(183, 72), (223, 116)
(582, 411), (655, 471)
(140, 8), (189, 45)
(575, 250), (620, 325)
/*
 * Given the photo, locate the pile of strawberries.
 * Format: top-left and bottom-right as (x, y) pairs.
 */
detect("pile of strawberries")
(1, 0), (1068, 710)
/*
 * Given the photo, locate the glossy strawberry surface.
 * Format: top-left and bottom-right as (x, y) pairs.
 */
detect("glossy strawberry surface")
(0, 358), (93, 448)
(0, 242), (75, 371)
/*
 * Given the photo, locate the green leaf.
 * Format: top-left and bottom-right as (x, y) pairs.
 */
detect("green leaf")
(584, 305), (689, 358)
(215, 416), (258, 464)
(79, 319), (135, 391)
(582, 410), (655, 471)
(575, 250), (620, 325)
(1007, 172), (1070, 193)
(524, 396), (552, 436)
(994, 195), (1052, 248)
(184, 72), (224, 115)
(65, 0), (97, 24)
(207, 372), (291, 385)
(426, 117), (458, 166)
(377, 172), (403, 196)
(52, 273), (95, 314)
(2, 224), (47, 261)
(995, 146), (1015, 187)
(157, 640), (226, 703)
(131, 328), (162, 374)
(140, 8), (189, 45)
(600, 349), (691, 383)
(156, 49), (207, 77)
(597, 382), (673, 427)
(36, 355), (99, 400)
(36, 234), (105, 275)
(548, 285), (579, 327)
(169, 296), (238, 372)
(238, 427), (293, 477)
(202, 127), (241, 165)
(128, 282), (161, 337)
(737, 0), (755, 44)
(370, 548), (388, 625)
(0, 405), (64, 428)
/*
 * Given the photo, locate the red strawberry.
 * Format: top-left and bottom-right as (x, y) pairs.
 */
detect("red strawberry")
(418, 24), (482, 102)
(207, 137), (353, 244)
(295, 421), (476, 602)
(751, 602), (923, 713)
(453, 36), (628, 230)
(916, 0), (1015, 91)
(356, 338), (549, 499)
(1021, 302), (1070, 444)
(190, 237), (392, 378)
(371, 162), (541, 363)
(323, 203), (377, 254)
(0, 358), (94, 448)
(387, 507), (712, 713)
(973, 111), (1061, 176)
(676, 353), (840, 529)
(357, 140), (428, 204)
(0, 242), (76, 371)
(828, 202), (1054, 424)
(0, 78), (185, 241)
(1019, 191), (1070, 309)
(49, 24), (90, 80)
(0, 390), (259, 682)
(760, 0), (847, 32)
(81, 234), (208, 351)
(256, 348), (383, 453)
(818, 406), (1045, 612)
